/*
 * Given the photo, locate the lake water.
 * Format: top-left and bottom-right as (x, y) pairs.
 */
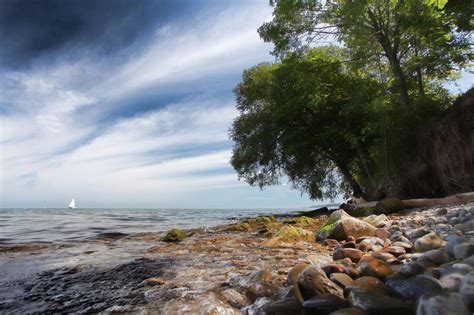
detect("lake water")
(0, 206), (335, 244)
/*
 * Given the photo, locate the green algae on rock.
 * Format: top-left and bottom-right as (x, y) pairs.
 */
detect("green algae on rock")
(162, 229), (186, 242)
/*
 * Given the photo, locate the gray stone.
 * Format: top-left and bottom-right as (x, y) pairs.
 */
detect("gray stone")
(417, 249), (452, 266)
(349, 291), (412, 314)
(454, 243), (474, 260)
(386, 274), (443, 300)
(417, 292), (469, 315)
(459, 271), (474, 311)
(445, 235), (465, 257)
(414, 232), (443, 252)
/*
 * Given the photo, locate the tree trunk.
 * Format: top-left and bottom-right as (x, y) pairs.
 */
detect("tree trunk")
(386, 51), (410, 107)
(416, 67), (425, 96)
(336, 161), (365, 198)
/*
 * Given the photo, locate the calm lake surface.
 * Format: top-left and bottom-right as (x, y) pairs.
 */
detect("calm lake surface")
(0, 207), (335, 244)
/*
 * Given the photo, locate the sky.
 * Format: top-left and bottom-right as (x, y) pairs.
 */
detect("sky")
(0, 0), (323, 208)
(0, 1), (471, 209)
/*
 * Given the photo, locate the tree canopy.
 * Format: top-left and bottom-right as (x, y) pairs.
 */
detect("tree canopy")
(231, 0), (472, 200)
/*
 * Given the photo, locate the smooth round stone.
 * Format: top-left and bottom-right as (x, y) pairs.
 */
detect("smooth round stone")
(459, 271), (474, 311)
(436, 208), (448, 215)
(418, 249), (452, 266)
(349, 290), (412, 314)
(343, 266), (361, 279)
(382, 246), (406, 257)
(333, 248), (363, 263)
(414, 232), (443, 252)
(329, 273), (353, 289)
(302, 293), (346, 313)
(342, 241), (357, 249)
(330, 307), (368, 315)
(357, 242), (372, 252)
(406, 227), (431, 239)
(392, 241), (413, 251)
(454, 243), (474, 260)
(345, 276), (389, 296)
(463, 255), (474, 267)
(386, 274), (442, 300)
(299, 266), (343, 299)
(263, 298), (303, 314)
(371, 245), (383, 252)
(321, 264), (345, 276)
(359, 258), (394, 279)
(358, 237), (385, 246)
(375, 228), (391, 239)
(417, 292), (469, 315)
(288, 263), (309, 285)
(371, 252), (397, 263)
(323, 239), (340, 247)
(440, 271), (465, 291)
(445, 235), (465, 257)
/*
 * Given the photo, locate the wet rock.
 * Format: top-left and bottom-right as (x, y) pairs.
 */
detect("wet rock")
(321, 264), (345, 276)
(317, 210), (376, 241)
(454, 243), (474, 260)
(345, 276), (389, 296)
(162, 229), (186, 242)
(392, 241), (413, 251)
(323, 239), (340, 247)
(262, 298), (302, 315)
(382, 246), (406, 257)
(229, 270), (279, 300)
(241, 297), (272, 315)
(93, 232), (128, 241)
(417, 292), (469, 315)
(417, 249), (452, 266)
(333, 248), (363, 263)
(459, 271), (474, 311)
(386, 274), (442, 300)
(302, 294), (346, 314)
(329, 273), (353, 289)
(288, 263), (310, 285)
(349, 290), (413, 314)
(414, 232), (443, 252)
(394, 261), (426, 278)
(359, 258), (393, 279)
(220, 288), (250, 308)
(341, 241), (356, 249)
(299, 266), (343, 299)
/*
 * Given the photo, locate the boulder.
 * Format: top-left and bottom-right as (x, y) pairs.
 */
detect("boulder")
(317, 210), (376, 242)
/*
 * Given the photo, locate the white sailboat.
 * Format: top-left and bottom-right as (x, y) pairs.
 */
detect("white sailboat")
(69, 198), (76, 209)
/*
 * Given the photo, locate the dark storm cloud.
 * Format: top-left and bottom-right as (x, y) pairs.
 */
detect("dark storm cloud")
(0, 0), (195, 68)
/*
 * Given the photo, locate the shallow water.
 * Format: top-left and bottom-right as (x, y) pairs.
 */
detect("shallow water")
(0, 206), (335, 244)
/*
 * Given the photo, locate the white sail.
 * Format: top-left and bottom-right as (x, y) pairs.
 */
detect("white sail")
(69, 198), (76, 209)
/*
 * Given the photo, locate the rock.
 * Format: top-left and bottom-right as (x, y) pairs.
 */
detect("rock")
(371, 252), (397, 264)
(141, 277), (164, 286)
(220, 288), (250, 308)
(376, 228), (391, 239)
(375, 198), (405, 214)
(275, 226), (312, 243)
(229, 271), (279, 299)
(330, 307), (368, 315)
(242, 297), (272, 315)
(262, 298), (302, 315)
(436, 208), (448, 215)
(406, 227), (431, 240)
(417, 249), (452, 266)
(394, 261), (426, 278)
(323, 239), (340, 247)
(359, 258), (393, 279)
(459, 271), (474, 311)
(382, 246), (406, 257)
(417, 292), (469, 315)
(345, 276), (389, 296)
(288, 263), (309, 305)
(317, 210), (376, 241)
(454, 243), (474, 260)
(329, 273), (353, 289)
(386, 274), (442, 300)
(321, 264), (346, 276)
(299, 266), (343, 299)
(357, 242), (372, 252)
(162, 229), (186, 242)
(439, 270), (466, 292)
(392, 241), (413, 251)
(302, 294), (346, 314)
(333, 248), (363, 263)
(341, 241), (356, 249)
(414, 232), (443, 252)
(363, 214), (391, 228)
(445, 235), (465, 257)
(349, 291), (412, 314)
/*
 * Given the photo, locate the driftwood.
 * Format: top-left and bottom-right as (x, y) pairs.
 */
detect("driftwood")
(354, 192), (474, 210)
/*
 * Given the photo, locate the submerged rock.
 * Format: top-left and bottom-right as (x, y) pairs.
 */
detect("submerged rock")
(162, 229), (186, 242)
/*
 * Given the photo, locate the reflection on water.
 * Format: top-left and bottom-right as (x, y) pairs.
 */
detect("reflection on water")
(0, 207), (330, 244)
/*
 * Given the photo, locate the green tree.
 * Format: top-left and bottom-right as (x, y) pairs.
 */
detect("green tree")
(230, 47), (380, 199)
(259, 0), (471, 107)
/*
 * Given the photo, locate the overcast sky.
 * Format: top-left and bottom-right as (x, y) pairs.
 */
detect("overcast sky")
(0, 0), (322, 208)
(0, 0), (471, 209)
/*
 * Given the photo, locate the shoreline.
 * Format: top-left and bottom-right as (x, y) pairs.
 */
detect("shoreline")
(0, 202), (473, 314)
